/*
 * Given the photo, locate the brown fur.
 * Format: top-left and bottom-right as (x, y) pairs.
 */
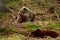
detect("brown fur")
(14, 8), (35, 23)
(30, 29), (59, 38)
(13, 15), (22, 24)
(18, 8), (35, 23)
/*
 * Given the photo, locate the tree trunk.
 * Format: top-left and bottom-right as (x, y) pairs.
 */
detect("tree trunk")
(0, 0), (6, 12)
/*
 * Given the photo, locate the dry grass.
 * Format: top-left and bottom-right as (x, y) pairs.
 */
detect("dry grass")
(0, 0), (60, 40)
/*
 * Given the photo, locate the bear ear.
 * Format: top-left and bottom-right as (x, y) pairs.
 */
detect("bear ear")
(23, 8), (27, 11)
(36, 29), (41, 32)
(15, 17), (17, 19)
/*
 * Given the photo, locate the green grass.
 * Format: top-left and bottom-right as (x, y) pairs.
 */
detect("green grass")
(0, 33), (25, 40)
(23, 22), (37, 30)
(46, 21), (60, 30)
(0, 27), (9, 35)
(0, 28), (6, 33)
(30, 0), (45, 7)
(6, 0), (22, 8)
(0, 13), (7, 18)
(0, 0), (60, 40)
(8, 25), (16, 31)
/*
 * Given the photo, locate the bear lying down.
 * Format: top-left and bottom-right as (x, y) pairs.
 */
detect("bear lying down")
(30, 29), (59, 38)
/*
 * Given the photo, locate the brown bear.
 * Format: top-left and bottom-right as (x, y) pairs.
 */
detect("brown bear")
(30, 29), (59, 38)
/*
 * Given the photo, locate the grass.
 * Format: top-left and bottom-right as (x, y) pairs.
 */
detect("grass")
(30, 0), (45, 8)
(0, 13), (7, 18)
(0, 33), (25, 40)
(6, 0), (22, 8)
(46, 21), (60, 30)
(0, 0), (60, 40)
(0, 27), (10, 35)
(0, 33), (60, 40)
(23, 22), (38, 30)
(0, 28), (6, 33)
